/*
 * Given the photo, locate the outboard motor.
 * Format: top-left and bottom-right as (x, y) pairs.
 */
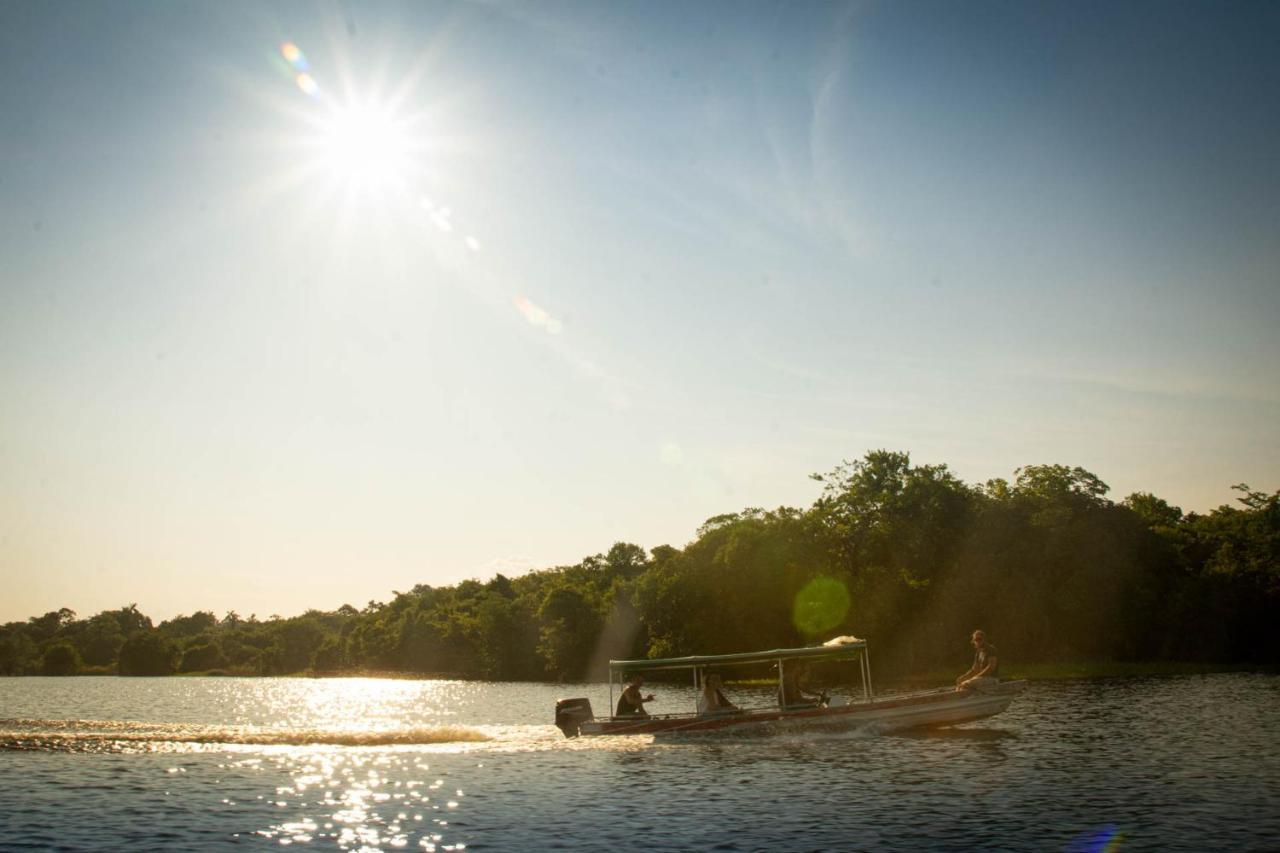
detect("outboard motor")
(554, 697), (594, 738)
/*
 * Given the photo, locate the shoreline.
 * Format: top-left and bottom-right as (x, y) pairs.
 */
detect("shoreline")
(8, 661), (1274, 682)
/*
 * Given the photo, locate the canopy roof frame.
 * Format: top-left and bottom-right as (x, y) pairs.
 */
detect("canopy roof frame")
(609, 640), (867, 674)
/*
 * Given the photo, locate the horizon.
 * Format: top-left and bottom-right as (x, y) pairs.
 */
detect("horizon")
(3, 0), (1278, 624)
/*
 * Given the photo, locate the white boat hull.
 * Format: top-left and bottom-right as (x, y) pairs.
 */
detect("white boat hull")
(569, 681), (1025, 738)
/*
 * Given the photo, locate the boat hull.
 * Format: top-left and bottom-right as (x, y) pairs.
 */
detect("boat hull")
(575, 681), (1025, 737)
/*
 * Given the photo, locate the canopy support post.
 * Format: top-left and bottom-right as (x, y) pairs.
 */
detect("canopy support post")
(777, 658), (785, 709)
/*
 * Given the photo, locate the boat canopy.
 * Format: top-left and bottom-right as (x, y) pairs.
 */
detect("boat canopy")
(609, 637), (866, 673)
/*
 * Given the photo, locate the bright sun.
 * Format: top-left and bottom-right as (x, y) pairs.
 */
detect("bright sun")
(273, 42), (441, 211)
(317, 102), (415, 191)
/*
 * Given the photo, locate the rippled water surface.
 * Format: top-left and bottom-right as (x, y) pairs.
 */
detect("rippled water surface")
(3, 674), (1278, 850)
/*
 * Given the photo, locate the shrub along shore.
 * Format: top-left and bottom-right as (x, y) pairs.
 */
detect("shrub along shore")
(5, 451), (1277, 682)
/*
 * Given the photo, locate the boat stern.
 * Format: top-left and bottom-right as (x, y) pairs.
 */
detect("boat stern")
(554, 697), (594, 738)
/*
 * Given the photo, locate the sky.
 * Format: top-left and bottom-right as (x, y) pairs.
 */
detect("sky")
(2, 0), (1277, 623)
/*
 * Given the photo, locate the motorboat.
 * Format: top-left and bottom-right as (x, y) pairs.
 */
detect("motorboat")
(554, 636), (1024, 738)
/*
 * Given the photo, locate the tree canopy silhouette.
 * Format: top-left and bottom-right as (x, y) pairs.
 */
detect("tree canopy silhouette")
(2, 452), (1275, 679)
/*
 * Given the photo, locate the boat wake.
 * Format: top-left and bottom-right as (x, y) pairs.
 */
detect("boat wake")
(0, 718), (491, 753)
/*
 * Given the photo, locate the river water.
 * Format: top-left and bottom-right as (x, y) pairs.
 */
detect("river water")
(2, 673), (1277, 850)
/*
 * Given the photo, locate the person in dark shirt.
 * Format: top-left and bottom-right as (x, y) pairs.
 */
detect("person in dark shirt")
(616, 673), (655, 717)
(956, 630), (1000, 691)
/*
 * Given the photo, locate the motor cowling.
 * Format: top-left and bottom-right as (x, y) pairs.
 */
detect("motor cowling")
(555, 697), (594, 738)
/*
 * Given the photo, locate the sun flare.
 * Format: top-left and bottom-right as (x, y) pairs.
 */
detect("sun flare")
(315, 101), (415, 191)
(267, 39), (470, 230)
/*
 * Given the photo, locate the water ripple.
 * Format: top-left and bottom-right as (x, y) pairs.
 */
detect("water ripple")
(1, 673), (1277, 850)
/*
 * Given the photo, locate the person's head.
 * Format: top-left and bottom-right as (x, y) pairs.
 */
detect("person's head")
(971, 630), (987, 649)
(627, 673), (644, 687)
(706, 673), (721, 687)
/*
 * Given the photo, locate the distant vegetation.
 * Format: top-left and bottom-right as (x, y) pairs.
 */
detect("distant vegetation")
(3, 451), (1276, 681)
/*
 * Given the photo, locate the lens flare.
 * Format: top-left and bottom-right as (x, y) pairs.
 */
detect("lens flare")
(420, 198), (455, 232)
(279, 42), (319, 97)
(514, 296), (563, 335)
(280, 41), (308, 70)
(1067, 824), (1126, 853)
(295, 72), (320, 97)
(793, 577), (851, 636)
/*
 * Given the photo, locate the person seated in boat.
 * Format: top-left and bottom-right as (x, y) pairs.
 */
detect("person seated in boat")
(616, 673), (655, 717)
(955, 629), (999, 691)
(698, 673), (740, 715)
(779, 663), (826, 708)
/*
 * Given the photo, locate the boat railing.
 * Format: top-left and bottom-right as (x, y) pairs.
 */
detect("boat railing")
(606, 637), (873, 720)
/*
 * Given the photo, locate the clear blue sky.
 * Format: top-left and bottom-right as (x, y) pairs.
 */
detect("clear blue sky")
(2, 0), (1277, 622)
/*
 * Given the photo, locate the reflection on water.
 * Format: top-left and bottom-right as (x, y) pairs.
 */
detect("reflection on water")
(2, 674), (1279, 850)
(891, 726), (1017, 743)
(228, 751), (469, 850)
(0, 719), (491, 752)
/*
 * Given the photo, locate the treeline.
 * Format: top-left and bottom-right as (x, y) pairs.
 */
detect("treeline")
(2, 451), (1276, 680)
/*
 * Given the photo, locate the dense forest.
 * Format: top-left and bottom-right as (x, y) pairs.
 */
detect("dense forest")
(3, 451), (1277, 681)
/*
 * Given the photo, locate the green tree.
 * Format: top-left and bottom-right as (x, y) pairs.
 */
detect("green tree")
(41, 642), (82, 675)
(473, 593), (540, 678)
(604, 542), (650, 579)
(258, 617), (326, 674)
(1177, 485), (1280, 661)
(118, 631), (178, 675)
(807, 451), (976, 670)
(0, 627), (38, 675)
(161, 611), (218, 638)
(812, 450), (973, 584)
(109, 604), (153, 635)
(27, 608), (76, 642)
(78, 614), (126, 667)
(537, 584), (601, 680)
(1012, 464), (1111, 528)
(1123, 492), (1183, 529)
(311, 636), (347, 672)
(179, 641), (228, 672)
(5, 454), (1277, 679)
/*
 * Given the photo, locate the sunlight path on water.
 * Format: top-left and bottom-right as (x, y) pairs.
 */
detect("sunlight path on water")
(2, 675), (1279, 850)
